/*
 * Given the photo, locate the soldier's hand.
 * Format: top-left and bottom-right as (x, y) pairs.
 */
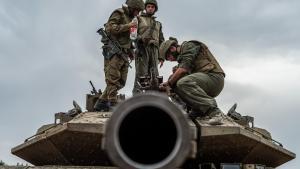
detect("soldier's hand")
(159, 60), (164, 68)
(159, 81), (169, 91)
(128, 21), (137, 28)
(129, 55), (134, 61)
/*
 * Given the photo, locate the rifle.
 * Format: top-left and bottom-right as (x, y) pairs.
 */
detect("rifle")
(89, 80), (98, 95)
(97, 28), (132, 68)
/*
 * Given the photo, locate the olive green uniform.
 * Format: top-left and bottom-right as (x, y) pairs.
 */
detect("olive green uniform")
(174, 41), (225, 115)
(99, 6), (133, 103)
(132, 13), (164, 94)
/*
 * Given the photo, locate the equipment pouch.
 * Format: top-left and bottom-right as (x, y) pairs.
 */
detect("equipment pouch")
(102, 41), (119, 60)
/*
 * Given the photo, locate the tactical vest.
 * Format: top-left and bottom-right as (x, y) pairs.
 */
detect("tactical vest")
(138, 15), (161, 47)
(105, 7), (132, 49)
(182, 41), (225, 76)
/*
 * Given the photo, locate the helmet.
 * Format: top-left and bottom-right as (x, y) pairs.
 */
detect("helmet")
(145, 0), (158, 11)
(126, 0), (145, 11)
(159, 37), (178, 60)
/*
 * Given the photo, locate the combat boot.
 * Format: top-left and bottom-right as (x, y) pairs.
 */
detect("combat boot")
(206, 108), (224, 125)
(188, 109), (205, 119)
(94, 100), (109, 112)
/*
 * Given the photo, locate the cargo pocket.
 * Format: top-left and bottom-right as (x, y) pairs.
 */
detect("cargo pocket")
(106, 65), (121, 86)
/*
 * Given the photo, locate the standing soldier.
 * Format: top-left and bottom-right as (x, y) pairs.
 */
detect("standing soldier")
(132, 0), (165, 94)
(94, 0), (144, 112)
(159, 37), (226, 125)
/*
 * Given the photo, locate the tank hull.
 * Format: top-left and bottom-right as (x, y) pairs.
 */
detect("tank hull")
(196, 123), (295, 168)
(11, 112), (295, 168)
(11, 112), (111, 166)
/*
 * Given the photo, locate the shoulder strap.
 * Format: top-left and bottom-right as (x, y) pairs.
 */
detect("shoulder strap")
(107, 8), (125, 22)
(179, 41), (189, 55)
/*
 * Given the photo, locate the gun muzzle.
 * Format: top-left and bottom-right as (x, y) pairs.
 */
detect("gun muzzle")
(103, 93), (196, 169)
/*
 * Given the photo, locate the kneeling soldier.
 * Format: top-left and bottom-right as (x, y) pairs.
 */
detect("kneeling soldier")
(159, 37), (225, 125)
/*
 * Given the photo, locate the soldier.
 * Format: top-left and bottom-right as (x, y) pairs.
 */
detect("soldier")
(94, 0), (145, 112)
(159, 37), (225, 125)
(132, 0), (165, 94)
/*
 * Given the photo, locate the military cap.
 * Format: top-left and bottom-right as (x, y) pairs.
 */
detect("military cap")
(126, 0), (145, 11)
(159, 37), (178, 60)
(145, 0), (158, 11)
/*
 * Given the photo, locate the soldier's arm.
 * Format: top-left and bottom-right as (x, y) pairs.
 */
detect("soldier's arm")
(158, 23), (165, 65)
(167, 68), (188, 87)
(177, 42), (199, 72)
(159, 23), (165, 46)
(105, 11), (131, 35)
(161, 43), (199, 88)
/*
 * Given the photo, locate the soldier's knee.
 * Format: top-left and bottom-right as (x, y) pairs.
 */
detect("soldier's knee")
(108, 67), (121, 81)
(176, 77), (192, 89)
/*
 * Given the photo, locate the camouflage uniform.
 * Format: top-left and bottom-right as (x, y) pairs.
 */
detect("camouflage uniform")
(95, 0), (144, 111)
(162, 40), (225, 116)
(132, 0), (164, 94)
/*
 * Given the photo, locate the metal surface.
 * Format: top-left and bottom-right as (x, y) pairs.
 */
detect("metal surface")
(197, 124), (295, 168)
(11, 92), (296, 168)
(11, 113), (110, 166)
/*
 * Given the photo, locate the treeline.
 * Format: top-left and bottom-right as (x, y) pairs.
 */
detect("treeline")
(0, 160), (5, 166)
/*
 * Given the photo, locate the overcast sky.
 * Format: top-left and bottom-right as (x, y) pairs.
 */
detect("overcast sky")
(0, 0), (299, 168)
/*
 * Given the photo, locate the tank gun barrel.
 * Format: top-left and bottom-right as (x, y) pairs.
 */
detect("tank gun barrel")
(102, 93), (197, 169)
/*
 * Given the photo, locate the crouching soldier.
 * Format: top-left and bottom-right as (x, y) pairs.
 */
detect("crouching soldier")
(159, 37), (226, 125)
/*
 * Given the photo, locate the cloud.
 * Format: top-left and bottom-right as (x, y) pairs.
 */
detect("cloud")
(159, 0), (300, 61)
(0, 0), (299, 168)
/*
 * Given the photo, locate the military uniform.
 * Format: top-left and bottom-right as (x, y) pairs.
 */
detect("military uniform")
(95, 0), (144, 111)
(159, 39), (225, 117)
(174, 41), (225, 116)
(132, 0), (164, 94)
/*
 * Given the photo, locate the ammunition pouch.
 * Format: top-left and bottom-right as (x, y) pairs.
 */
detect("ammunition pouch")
(102, 41), (120, 60)
(140, 32), (159, 47)
(148, 39), (159, 47)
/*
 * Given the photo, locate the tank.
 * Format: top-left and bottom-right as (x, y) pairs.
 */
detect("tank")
(11, 80), (296, 169)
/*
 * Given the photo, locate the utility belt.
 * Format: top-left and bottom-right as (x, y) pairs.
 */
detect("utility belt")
(196, 62), (225, 78)
(135, 39), (159, 57)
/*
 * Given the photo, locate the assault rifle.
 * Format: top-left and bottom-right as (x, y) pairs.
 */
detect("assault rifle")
(89, 80), (98, 95)
(97, 28), (132, 68)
